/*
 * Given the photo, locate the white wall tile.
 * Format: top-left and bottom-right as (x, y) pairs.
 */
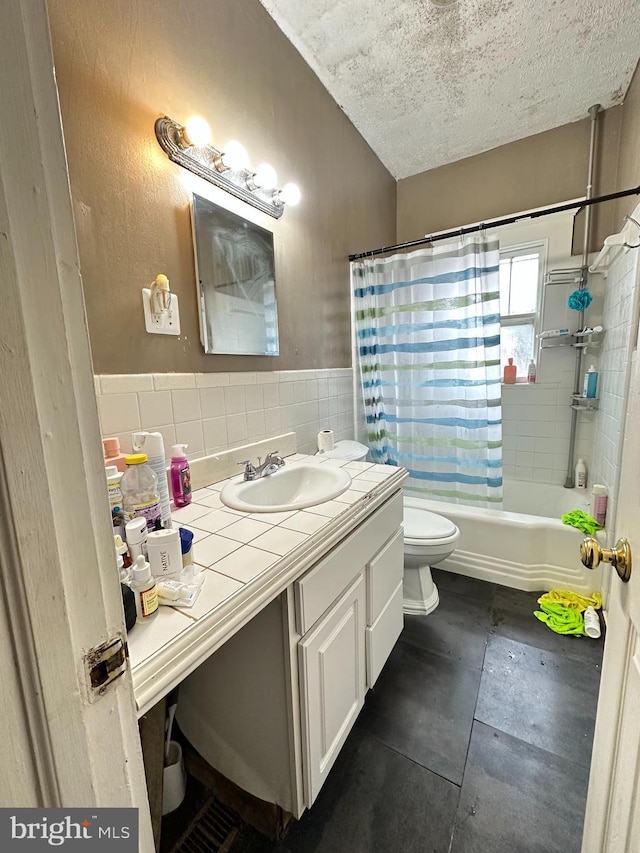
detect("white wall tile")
(97, 393), (140, 436)
(224, 385), (246, 414)
(196, 372), (230, 388)
(172, 389), (202, 423)
(203, 417), (228, 451)
(226, 412), (248, 442)
(200, 387), (226, 419)
(138, 390), (173, 428)
(175, 420), (204, 455)
(153, 373), (195, 390)
(100, 374), (154, 394)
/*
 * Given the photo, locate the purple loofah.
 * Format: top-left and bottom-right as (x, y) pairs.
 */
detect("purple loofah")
(568, 289), (593, 311)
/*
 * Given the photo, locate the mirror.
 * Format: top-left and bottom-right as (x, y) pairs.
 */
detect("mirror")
(191, 193), (279, 355)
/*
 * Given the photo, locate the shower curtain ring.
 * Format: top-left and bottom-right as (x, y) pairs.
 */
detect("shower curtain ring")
(623, 215), (640, 249)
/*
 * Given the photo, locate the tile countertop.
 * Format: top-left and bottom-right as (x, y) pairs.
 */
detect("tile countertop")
(127, 453), (407, 717)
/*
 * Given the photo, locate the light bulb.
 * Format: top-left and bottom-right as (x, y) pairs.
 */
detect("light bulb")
(253, 163), (278, 191)
(182, 116), (211, 147)
(279, 182), (301, 206)
(220, 140), (249, 171)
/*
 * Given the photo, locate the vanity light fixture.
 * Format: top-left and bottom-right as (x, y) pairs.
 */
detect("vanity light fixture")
(155, 115), (301, 219)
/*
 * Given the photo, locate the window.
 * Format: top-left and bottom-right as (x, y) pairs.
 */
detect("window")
(499, 243), (544, 378)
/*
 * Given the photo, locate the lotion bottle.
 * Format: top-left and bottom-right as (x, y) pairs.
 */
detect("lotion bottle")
(575, 458), (587, 490)
(130, 554), (158, 624)
(503, 358), (517, 384)
(527, 360), (536, 383)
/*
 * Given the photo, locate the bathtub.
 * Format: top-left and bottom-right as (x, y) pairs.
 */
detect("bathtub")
(409, 478), (604, 596)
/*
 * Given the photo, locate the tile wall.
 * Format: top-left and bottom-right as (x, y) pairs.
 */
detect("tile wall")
(95, 368), (355, 460)
(590, 247), (640, 534)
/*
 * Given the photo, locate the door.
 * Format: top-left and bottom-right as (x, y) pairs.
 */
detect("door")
(0, 2), (152, 847)
(298, 574), (366, 807)
(583, 321), (640, 846)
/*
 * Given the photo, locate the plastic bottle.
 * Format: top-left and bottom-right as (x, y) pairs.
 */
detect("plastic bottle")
(527, 360), (536, 383)
(575, 458), (587, 490)
(106, 465), (125, 537)
(130, 554), (158, 624)
(583, 365), (599, 399)
(503, 357), (517, 384)
(583, 606), (601, 639)
(132, 431), (172, 527)
(591, 484), (608, 527)
(170, 444), (192, 508)
(114, 534), (132, 572)
(120, 453), (162, 530)
(125, 516), (149, 560)
(103, 436), (128, 472)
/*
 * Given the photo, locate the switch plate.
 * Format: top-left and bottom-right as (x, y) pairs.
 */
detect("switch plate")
(142, 287), (181, 335)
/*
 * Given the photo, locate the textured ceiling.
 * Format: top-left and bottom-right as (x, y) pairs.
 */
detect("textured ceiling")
(258, 0), (640, 178)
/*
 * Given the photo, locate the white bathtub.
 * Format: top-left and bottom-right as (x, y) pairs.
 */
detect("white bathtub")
(411, 478), (604, 596)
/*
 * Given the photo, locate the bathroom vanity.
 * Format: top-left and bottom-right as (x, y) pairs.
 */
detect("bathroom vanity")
(127, 453), (406, 819)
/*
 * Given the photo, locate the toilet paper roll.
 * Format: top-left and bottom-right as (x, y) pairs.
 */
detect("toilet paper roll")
(317, 429), (335, 453)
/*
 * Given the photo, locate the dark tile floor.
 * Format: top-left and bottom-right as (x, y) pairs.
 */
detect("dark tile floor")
(232, 570), (604, 853)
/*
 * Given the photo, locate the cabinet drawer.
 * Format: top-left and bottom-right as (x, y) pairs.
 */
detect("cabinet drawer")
(366, 581), (404, 688)
(367, 528), (404, 626)
(294, 492), (402, 636)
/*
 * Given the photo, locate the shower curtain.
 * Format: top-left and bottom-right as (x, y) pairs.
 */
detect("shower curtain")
(352, 238), (502, 507)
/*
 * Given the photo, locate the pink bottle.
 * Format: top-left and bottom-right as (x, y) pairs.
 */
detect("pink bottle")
(170, 444), (192, 508)
(103, 436), (128, 472)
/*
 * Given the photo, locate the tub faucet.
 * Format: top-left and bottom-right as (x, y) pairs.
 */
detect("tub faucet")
(238, 450), (285, 481)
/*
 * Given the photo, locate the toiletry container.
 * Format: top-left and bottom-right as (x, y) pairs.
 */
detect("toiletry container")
(106, 465), (125, 537)
(179, 527), (195, 568)
(132, 432), (172, 527)
(170, 444), (192, 508)
(591, 484), (608, 527)
(120, 453), (161, 530)
(103, 437), (128, 472)
(527, 360), (536, 383)
(575, 458), (587, 490)
(503, 358), (517, 384)
(126, 516), (149, 560)
(583, 606), (601, 639)
(583, 365), (598, 398)
(114, 534), (132, 572)
(130, 555), (158, 624)
(147, 528), (183, 582)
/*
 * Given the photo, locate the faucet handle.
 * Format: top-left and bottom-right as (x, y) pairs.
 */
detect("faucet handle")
(265, 449), (285, 467)
(237, 459), (257, 477)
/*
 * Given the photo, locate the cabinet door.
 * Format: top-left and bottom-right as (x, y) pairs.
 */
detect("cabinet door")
(298, 573), (366, 807)
(366, 581), (404, 688)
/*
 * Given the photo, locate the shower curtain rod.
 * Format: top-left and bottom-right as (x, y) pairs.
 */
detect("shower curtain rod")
(348, 184), (640, 261)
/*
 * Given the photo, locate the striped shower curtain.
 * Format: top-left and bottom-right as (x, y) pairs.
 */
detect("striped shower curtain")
(353, 238), (503, 507)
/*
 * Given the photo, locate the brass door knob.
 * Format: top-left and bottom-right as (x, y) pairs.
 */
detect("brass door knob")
(580, 537), (632, 583)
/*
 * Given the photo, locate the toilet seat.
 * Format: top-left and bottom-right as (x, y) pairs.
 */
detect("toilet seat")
(403, 504), (458, 546)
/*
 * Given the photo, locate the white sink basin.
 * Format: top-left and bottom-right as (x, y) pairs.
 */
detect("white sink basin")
(220, 463), (352, 513)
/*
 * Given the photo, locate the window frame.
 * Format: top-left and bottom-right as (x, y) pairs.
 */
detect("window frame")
(499, 239), (547, 378)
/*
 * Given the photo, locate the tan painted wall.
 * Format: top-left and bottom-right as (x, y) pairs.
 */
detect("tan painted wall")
(397, 110), (623, 251)
(616, 64), (640, 220)
(47, 0), (396, 375)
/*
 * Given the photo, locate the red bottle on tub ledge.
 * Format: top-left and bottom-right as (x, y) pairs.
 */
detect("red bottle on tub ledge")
(170, 444), (192, 508)
(503, 358), (517, 384)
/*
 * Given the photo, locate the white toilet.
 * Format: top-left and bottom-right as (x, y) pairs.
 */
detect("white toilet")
(323, 442), (461, 616)
(402, 497), (460, 615)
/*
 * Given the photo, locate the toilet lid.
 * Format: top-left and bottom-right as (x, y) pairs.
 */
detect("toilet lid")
(403, 507), (457, 540)
(322, 440), (369, 461)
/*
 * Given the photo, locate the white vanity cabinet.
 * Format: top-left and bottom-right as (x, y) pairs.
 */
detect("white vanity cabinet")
(177, 490), (404, 818)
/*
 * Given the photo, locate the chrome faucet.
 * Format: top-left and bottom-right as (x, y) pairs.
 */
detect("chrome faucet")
(238, 450), (285, 481)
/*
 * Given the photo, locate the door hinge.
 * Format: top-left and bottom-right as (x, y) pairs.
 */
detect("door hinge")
(84, 636), (129, 700)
